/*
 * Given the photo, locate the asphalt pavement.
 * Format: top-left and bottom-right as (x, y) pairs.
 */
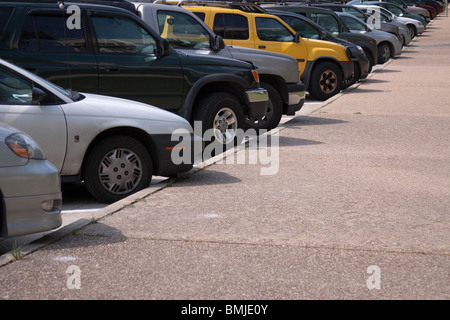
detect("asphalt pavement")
(0, 14), (449, 302)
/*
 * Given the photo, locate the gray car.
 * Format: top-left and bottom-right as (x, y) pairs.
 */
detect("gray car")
(336, 12), (403, 64)
(129, 1), (306, 131)
(0, 122), (62, 238)
(352, 5), (412, 46)
(352, 3), (425, 38)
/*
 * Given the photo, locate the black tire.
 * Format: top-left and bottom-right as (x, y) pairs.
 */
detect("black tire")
(83, 136), (152, 204)
(245, 82), (283, 131)
(407, 24), (416, 39)
(377, 43), (391, 64)
(308, 62), (343, 101)
(193, 92), (245, 157)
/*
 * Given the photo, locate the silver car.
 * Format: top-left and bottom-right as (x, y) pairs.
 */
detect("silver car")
(353, 4), (425, 39)
(336, 12), (403, 64)
(0, 122), (62, 238)
(0, 58), (196, 203)
(352, 5), (412, 46)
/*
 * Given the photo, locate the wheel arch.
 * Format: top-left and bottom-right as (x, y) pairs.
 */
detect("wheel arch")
(80, 126), (159, 180)
(181, 74), (251, 121)
(258, 74), (287, 108)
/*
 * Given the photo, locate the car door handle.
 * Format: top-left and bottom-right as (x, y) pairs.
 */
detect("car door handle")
(106, 67), (120, 72)
(258, 45), (266, 49)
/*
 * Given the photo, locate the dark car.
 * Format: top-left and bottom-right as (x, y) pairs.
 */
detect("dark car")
(0, 1), (269, 150)
(390, 0), (438, 18)
(306, 3), (407, 45)
(267, 9), (370, 87)
(261, 3), (379, 72)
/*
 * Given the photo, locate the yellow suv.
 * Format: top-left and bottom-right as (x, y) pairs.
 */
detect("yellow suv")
(174, 1), (355, 101)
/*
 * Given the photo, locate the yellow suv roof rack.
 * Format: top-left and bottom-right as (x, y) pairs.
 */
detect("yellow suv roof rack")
(154, 0), (266, 13)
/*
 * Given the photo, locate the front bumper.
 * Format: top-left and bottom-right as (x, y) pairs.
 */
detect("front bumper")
(246, 88), (269, 119)
(152, 132), (200, 176)
(2, 160), (62, 238)
(348, 47), (370, 80)
(417, 24), (425, 34)
(339, 60), (356, 82)
(392, 38), (403, 57)
(285, 82), (306, 115)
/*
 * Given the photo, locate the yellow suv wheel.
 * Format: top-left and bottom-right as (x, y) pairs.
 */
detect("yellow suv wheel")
(308, 62), (342, 101)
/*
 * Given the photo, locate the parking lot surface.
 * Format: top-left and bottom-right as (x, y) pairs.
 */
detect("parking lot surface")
(0, 15), (449, 301)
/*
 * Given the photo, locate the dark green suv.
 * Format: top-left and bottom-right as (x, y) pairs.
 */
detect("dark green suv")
(0, 1), (268, 148)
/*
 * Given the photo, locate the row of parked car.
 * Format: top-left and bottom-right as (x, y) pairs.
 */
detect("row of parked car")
(0, 0), (443, 238)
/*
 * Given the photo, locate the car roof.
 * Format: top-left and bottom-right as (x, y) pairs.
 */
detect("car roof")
(0, 0), (135, 13)
(266, 8), (327, 30)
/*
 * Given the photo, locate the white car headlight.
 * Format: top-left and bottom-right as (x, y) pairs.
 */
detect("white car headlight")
(5, 133), (46, 160)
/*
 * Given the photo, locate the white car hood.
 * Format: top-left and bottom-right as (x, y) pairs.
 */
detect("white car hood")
(63, 93), (192, 130)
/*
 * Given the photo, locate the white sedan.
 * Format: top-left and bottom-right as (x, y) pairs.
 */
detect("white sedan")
(0, 58), (196, 203)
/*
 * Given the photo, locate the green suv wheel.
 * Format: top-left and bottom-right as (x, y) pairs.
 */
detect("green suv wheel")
(193, 92), (245, 157)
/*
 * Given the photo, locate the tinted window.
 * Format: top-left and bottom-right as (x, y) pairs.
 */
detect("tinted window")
(340, 16), (367, 31)
(91, 15), (157, 54)
(279, 15), (321, 39)
(213, 13), (249, 40)
(0, 7), (14, 42)
(342, 7), (367, 21)
(255, 17), (294, 42)
(382, 4), (403, 16)
(157, 10), (210, 49)
(310, 13), (340, 34)
(0, 66), (33, 104)
(19, 14), (87, 53)
(192, 12), (205, 22)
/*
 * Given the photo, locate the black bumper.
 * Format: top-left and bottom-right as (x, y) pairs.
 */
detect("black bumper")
(152, 133), (202, 177)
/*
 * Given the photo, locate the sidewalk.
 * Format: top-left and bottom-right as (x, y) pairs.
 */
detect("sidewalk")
(1, 15), (449, 300)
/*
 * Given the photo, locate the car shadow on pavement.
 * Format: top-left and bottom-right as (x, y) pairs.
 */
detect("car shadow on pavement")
(286, 116), (348, 127)
(43, 220), (127, 251)
(0, 220), (126, 261)
(372, 68), (401, 73)
(278, 135), (323, 148)
(348, 88), (385, 94)
(360, 78), (389, 84)
(168, 169), (242, 187)
(394, 55), (415, 59)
